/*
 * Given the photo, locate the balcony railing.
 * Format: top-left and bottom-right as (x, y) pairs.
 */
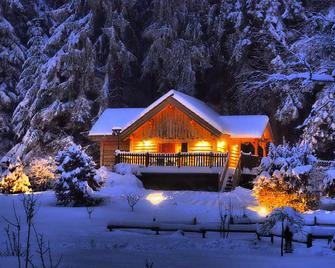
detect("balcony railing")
(115, 151), (228, 167)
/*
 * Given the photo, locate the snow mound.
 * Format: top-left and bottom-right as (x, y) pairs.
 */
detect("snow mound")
(96, 171), (144, 198)
(114, 163), (143, 175)
(111, 173), (143, 190)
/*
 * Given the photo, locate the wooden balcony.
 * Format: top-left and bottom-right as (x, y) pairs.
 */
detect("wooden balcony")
(115, 151), (228, 168)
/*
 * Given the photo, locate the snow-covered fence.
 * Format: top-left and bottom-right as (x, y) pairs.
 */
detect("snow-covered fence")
(107, 216), (335, 248)
(107, 221), (258, 238)
(115, 151), (228, 168)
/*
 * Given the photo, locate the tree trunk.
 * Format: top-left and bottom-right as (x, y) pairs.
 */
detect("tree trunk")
(281, 220), (284, 256)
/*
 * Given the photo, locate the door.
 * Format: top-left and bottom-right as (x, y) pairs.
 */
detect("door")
(160, 143), (176, 153)
(181, 142), (188, 152)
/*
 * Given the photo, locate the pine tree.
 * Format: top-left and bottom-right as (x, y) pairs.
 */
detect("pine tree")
(0, 3), (26, 156)
(12, 18), (48, 139)
(300, 87), (335, 158)
(54, 145), (101, 206)
(323, 166), (335, 198)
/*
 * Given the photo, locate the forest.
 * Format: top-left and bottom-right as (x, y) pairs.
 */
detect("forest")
(0, 0), (334, 162)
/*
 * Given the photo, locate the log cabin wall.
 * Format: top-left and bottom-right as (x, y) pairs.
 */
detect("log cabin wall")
(131, 104), (215, 140)
(130, 104), (218, 152)
(100, 137), (130, 167)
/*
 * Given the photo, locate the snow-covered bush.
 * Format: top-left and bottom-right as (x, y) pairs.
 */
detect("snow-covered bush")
(258, 207), (304, 256)
(253, 143), (318, 212)
(323, 167), (335, 198)
(0, 161), (31, 194)
(54, 145), (101, 206)
(259, 207), (304, 235)
(28, 158), (56, 191)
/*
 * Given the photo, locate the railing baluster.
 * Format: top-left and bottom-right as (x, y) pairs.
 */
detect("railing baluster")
(114, 151), (229, 168)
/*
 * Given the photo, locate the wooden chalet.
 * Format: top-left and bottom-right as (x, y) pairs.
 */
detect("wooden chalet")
(89, 90), (273, 191)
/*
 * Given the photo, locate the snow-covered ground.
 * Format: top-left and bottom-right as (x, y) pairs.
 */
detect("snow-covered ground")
(1, 170), (335, 268)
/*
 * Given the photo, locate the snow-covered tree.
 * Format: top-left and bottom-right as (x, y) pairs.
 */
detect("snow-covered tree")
(258, 207), (304, 256)
(0, 3), (26, 156)
(54, 144), (101, 206)
(0, 0), (334, 162)
(0, 160), (31, 194)
(28, 157), (56, 191)
(322, 166), (335, 198)
(12, 17), (48, 140)
(253, 143), (318, 212)
(300, 87), (335, 158)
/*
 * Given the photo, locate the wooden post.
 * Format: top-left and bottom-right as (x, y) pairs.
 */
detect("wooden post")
(209, 152), (213, 168)
(100, 141), (104, 167)
(114, 152), (119, 166)
(145, 152), (149, 167)
(307, 234), (313, 248)
(201, 229), (206, 238)
(177, 152), (181, 168)
(261, 143), (266, 157)
(254, 141), (259, 156)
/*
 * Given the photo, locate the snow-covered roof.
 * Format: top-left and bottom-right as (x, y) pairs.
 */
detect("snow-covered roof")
(89, 90), (270, 138)
(219, 115), (270, 138)
(121, 90), (225, 134)
(89, 108), (144, 136)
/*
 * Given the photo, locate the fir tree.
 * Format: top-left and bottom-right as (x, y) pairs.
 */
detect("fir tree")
(54, 145), (101, 206)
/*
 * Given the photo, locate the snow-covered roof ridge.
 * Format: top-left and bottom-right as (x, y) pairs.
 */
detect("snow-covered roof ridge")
(119, 89), (226, 134)
(89, 90), (270, 138)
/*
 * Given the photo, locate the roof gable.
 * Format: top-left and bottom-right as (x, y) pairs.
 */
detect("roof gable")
(120, 90), (225, 137)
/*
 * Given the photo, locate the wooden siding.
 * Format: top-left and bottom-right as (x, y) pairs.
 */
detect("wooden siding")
(121, 96), (222, 138)
(131, 105), (215, 141)
(100, 138), (130, 167)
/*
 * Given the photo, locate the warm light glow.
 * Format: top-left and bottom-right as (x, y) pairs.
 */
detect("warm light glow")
(231, 144), (239, 151)
(192, 140), (212, 152)
(247, 206), (269, 217)
(143, 140), (152, 146)
(229, 144), (240, 167)
(196, 141), (210, 147)
(217, 140), (227, 152)
(146, 192), (167, 205)
(133, 139), (157, 152)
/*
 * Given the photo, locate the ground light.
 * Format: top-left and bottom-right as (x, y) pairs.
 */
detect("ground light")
(146, 192), (167, 205)
(247, 206), (270, 217)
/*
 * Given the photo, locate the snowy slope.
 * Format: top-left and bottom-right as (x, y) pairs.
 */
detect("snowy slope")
(1, 170), (335, 267)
